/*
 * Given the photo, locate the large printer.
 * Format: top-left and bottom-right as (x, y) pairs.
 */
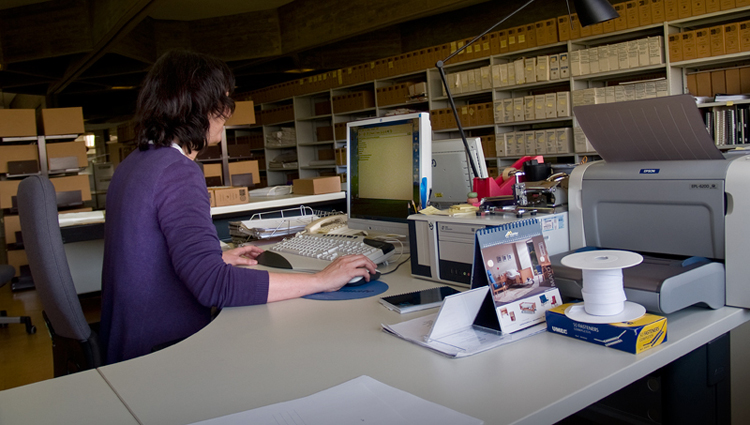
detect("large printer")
(552, 95), (750, 313)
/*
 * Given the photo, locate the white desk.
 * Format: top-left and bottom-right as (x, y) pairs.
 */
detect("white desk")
(0, 369), (138, 425)
(95, 265), (750, 425)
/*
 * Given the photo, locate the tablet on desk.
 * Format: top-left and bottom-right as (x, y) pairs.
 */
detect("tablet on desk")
(380, 286), (460, 314)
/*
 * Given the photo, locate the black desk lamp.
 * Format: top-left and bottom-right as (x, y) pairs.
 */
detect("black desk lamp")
(436, 0), (619, 179)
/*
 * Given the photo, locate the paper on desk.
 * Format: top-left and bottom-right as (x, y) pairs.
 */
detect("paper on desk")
(384, 287), (545, 358)
(248, 185), (292, 197)
(189, 375), (482, 425)
(237, 215), (316, 239)
(58, 211), (105, 227)
(383, 312), (545, 358)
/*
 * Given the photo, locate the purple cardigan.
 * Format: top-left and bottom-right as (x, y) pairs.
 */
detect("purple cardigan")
(100, 145), (269, 364)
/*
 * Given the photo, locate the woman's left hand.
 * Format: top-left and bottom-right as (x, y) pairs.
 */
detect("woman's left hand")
(222, 245), (264, 266)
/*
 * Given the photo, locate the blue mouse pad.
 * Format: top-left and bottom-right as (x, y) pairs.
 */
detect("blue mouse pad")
(303, 280), (389, 300)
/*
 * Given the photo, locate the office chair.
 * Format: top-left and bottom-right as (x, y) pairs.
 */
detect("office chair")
(17, 175), (102, 377)
(0, 264), (36, 334)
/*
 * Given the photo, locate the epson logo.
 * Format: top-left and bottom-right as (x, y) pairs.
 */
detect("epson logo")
(552, 326), (567, 335)
(640, 169), (660, 174)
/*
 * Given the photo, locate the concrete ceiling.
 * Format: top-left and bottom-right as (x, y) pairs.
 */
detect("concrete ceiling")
(0, 0), (567, 125)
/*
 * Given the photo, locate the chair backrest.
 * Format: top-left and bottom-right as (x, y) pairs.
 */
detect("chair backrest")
(0, 264), (14, 286)
(17, 175), (91, 341)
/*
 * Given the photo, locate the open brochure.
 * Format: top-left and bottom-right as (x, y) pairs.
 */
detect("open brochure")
(382, 286), (546, 358)
(471, 218), (562, 334)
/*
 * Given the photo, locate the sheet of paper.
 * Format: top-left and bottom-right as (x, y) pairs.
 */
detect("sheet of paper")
(190, 375), (482, 425)
(429, 287), (488, 340)
(58, 210), (105, 227)
(383, 313), (545, 358)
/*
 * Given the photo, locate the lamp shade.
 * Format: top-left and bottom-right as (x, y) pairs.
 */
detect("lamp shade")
(574, 0), (619, 26)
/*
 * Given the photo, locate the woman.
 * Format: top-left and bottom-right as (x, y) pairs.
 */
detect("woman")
(100, 50), (376, 364)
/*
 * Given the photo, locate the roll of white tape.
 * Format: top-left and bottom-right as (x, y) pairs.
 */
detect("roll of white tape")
(561, 250), (645, 323)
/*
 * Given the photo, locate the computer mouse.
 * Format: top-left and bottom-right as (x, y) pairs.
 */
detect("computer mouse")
(255, 251), (293, 269)
(346, 270), (381, 287)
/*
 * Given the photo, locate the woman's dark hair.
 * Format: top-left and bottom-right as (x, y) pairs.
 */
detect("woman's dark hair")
(135, 50), (235, 153)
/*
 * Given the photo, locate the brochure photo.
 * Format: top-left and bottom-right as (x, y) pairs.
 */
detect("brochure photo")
(475, 219), (562, 333)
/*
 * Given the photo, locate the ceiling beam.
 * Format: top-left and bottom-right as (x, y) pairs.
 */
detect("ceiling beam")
(189, 9), (282, 62)
(153, 20), (191, 55)
(295, 27), (404, 71)
(0, 0), (92, 63)
(48, 0), (158, 95)
(277, 0), (490, 53)
(110, 19), (157, 64)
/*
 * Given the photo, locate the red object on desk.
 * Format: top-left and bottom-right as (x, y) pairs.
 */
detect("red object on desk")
(472, 156), (544, 199)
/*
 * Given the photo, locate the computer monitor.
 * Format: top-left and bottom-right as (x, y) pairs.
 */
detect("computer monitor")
(346, 112), (432, 235)
(430, 137), (489, 208)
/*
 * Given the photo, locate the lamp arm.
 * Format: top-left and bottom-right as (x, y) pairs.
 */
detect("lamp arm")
(435, 0), (538, 182)
(436, 64), (480, 178)
(437, 0), (538, 67)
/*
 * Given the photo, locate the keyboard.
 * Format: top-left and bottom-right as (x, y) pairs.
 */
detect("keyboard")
(264, 233), (396, 271)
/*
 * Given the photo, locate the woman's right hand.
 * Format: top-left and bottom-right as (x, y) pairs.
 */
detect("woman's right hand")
(314, 255), (378, 292)
(266, 254), (378, 302)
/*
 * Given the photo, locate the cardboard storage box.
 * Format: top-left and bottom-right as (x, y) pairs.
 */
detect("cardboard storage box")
(0, 145), (39, 174)
(208, 186), (248, 207)
(546, 303), (667, 354)
(46, 140), (88, 170)
(334, 123), (348, 141)
(314, 100), (332, 116)
(710, 25), (726, 57)
(0, 179), (22, 209)
(228, 160), (260, 186)
(695, 28), (711, 58)
(725, 22), (740, 54)
(50, 174), (92, 207)
(38, 107), (85, 136)
(4, 214), (21, 245)
(726, 68), (741, 94)
(316, 126), (334, 141)
(669, 34), (683, 62)
(225, 101), (256, 126)
(0, 174), (91, 210)
(6, 249), (28, 277)
(711, 70), (726, 96)
(227, 143), (252, 158)
(202, 163), (223, 186)
(292, 176), (341, 195)
(318, 148), (335, 161)
(335, 147), (347, 166)
(117, 121), (136, 143)
(108, 142), (136, 167)
(0, 109), (37, 138)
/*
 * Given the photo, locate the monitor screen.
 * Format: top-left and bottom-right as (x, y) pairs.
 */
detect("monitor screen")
(347, 113), (431, 235)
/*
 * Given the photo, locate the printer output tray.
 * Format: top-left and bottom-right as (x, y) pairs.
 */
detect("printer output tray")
(551, 253), (725, 315)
